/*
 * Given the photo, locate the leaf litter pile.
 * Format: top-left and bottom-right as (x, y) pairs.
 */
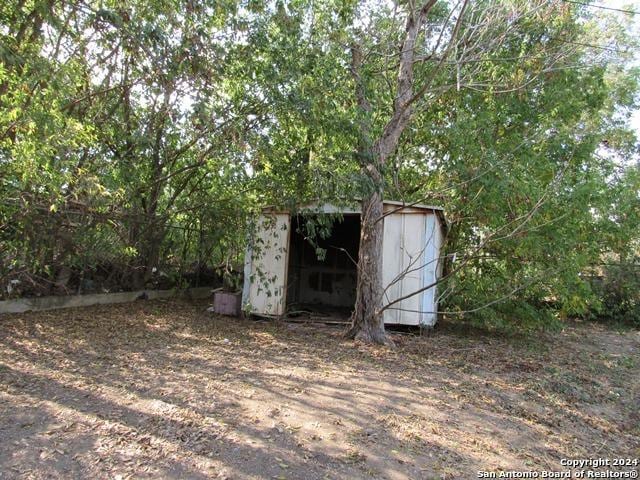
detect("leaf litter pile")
(0, 299), (638, 479)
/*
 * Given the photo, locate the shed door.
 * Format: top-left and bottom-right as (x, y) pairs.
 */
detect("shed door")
(382, 213), (426, 326)
(420, 213), (441, 327)
(247, 214), (290, 316)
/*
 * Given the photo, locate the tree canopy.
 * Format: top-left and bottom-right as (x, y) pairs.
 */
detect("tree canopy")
(1, 0), (638, 331)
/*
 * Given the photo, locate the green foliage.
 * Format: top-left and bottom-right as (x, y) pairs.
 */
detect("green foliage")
(380, 2), (640, 330)
(1, 0), (256, 296)
(0, 0), (638, 335)
(589, 259), (640, 327)
(471, 300), (561, 334)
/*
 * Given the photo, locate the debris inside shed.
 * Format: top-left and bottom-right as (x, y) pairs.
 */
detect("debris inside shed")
(286, 215), (360, 318)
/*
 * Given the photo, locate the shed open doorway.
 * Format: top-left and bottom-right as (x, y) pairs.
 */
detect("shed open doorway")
(285, 214), (360, 319)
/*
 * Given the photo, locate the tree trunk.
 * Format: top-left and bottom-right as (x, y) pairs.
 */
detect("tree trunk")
(345, 169), (391, 345)
(346, 3), (437, 344)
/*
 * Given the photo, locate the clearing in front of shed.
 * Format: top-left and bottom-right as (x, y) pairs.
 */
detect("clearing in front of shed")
(0, 299), (638, 479)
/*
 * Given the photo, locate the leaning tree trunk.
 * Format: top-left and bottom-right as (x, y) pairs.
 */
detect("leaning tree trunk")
(346, 2), (436, 344)
(345, 188), (389, 344)
(346, 42), (392, 345)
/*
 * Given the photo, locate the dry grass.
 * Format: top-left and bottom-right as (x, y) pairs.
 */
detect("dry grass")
(0, 299), (638, 479)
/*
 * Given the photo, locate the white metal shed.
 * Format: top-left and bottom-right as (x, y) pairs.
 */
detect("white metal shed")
(242, 201), (446, 327)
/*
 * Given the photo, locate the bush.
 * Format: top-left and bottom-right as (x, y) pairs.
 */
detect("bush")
(588, 258), (640, 327)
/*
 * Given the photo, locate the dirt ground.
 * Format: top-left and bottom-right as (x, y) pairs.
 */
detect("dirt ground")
(0, 299), (638, 480)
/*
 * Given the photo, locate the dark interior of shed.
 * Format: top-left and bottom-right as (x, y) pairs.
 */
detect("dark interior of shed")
(286, 215), (360, 318)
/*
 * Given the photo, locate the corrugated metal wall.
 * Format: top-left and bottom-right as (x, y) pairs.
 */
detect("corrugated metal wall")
(381, 211), (442, 326)
(246, 213), (290, 316)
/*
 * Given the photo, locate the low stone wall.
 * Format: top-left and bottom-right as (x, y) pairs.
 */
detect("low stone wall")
(0, 287), (212, 315)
